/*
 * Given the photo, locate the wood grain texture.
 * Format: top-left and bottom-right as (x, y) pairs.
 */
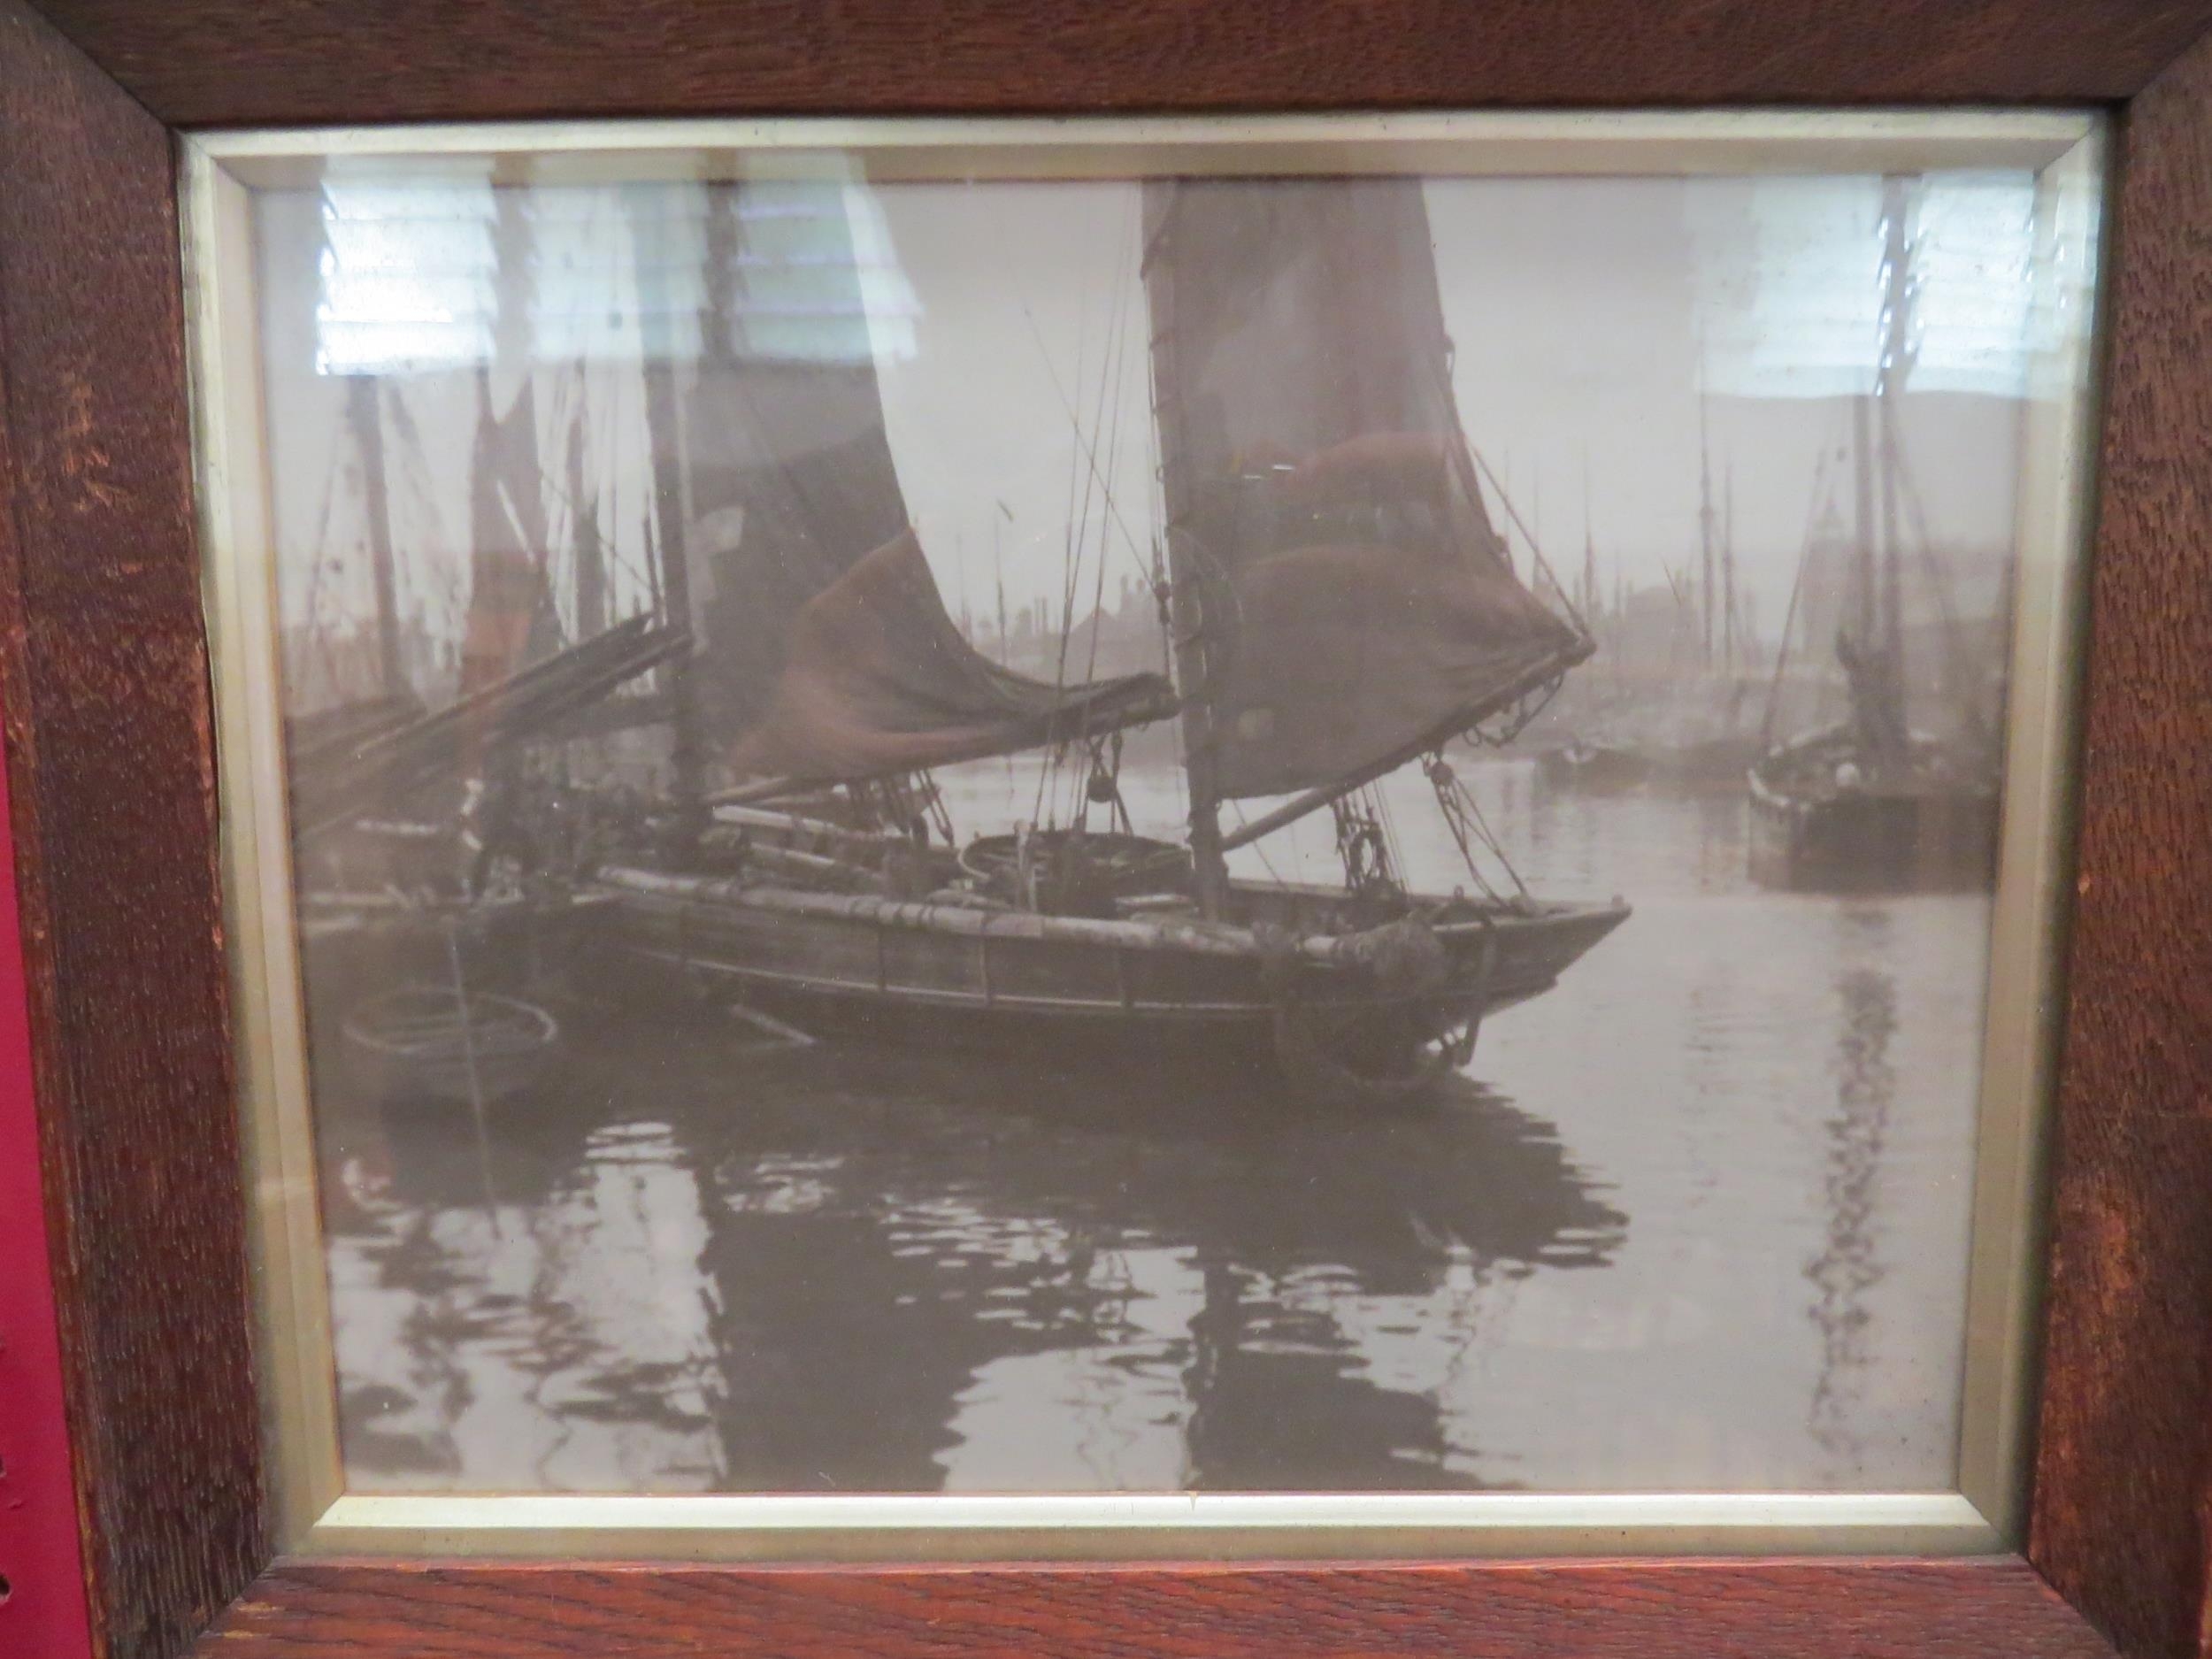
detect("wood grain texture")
(2030, 22), (2212, 1659)
(0, 1), (2205, 1656)
(0, 4), (265, 1657)
(16, 0), (2212, 130)
(200, 1556), (2117, 1658)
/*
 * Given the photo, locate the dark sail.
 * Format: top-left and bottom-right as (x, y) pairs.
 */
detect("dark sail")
(1143, 177), (1584, 801)
(726, 528), (1174, 784)
(680, 366), (911, 750)
(664, 180), (1172, 784)
(672, 181), (924, 749)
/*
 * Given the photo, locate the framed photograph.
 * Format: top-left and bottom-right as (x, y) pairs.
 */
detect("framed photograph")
(5, 5), (2211, 1658)
(184, 111), (2101, 1565)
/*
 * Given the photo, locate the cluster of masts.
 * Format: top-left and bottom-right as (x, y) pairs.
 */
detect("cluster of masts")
(1558, 404), (1756, 684)
(306, 171), (1966, 914)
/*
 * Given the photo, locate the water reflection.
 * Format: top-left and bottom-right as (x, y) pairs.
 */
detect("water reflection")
(1807, 910), (1900, 1475)
(322, 1010), (1623, 1492)
(316, 760), (1988, 1494)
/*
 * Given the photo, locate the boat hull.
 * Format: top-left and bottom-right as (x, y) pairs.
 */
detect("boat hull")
(1747, 780), (1998, 893)
(589, 865), (1628, 1086)
(341, 987), (561, 1109)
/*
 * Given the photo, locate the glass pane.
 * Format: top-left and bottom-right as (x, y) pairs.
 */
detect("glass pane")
(228, 132), (2098, 1504)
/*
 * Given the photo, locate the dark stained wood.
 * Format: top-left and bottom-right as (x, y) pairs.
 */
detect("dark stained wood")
(0, 4), (265, 1657)
(16, 0), (2212, 130)
(202, 1556), (2116, 1658)
(0, 2), (2206, 1657)
(2031, 23), (2212, 1659)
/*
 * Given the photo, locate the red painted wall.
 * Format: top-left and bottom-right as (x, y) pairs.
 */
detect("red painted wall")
(0, 747), (94, 1657)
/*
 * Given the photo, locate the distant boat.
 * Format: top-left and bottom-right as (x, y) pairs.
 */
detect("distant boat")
(1747, 178), (2001, 894)
(595, 176), (1627, 1100)
(1748, 723), (1997, 892)
(1536, 741), (1652, 793)
(1547, 720), (1765, 794)
(1538, 698), (1764, 796)
(1540, 395), (1763, 795)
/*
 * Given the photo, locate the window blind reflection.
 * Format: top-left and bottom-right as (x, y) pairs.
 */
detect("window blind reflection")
(1689, 173), (2059, 399)
(316, 173), (920, 376)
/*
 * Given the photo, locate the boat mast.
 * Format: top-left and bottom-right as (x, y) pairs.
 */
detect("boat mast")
(1721, 457), (1737, 675)
(1531, 473), (1543, 597)
(629, 185), (706, 826)
(565, 379), (607, 640)
(1850, 397), (1878, 654)
(346, 375), (406, 699)
(1579, 451), (1599, 625)
(993, 513), (1010, 667)
(1874, 177), (1913, 698)
(1164, 537), (1229, 916)
(1697, 377), (1717, 670)
(1141, 189), (1230, 918)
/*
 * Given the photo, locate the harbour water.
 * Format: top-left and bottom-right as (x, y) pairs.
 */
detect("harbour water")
(318, 756), (1990, 1495)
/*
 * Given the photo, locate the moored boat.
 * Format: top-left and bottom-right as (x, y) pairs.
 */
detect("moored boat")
(600, 863), (1624, 1088)
(1748, 725), (1997, 893)
(1747, 178), (2002, 895)
(342, 983), (561, 1108)
(584, 173), (1629, 1097)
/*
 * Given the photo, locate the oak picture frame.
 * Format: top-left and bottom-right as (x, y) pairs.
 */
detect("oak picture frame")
(176, 104), (2101, 1569)
(2, 4), (2209, 1656)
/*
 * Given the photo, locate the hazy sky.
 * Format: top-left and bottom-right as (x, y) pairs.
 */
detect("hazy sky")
(867, 174), (2040, 636)
(258, 166), (2075, 661)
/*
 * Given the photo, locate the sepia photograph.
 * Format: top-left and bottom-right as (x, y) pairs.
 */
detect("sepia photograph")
(234, 140), (2091, 1499)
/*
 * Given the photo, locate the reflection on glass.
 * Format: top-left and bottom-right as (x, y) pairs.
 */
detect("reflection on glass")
(252, 160), (2059, 1494)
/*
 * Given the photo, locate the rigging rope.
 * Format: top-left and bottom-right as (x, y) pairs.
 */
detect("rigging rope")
(914, 768), (956, 846)
(1424, 752), (1523, 902)
(1018, 275), (1155, 587)
(1225, 798), (1287, 889)
(1463, 443), (1586, 637)
(1374, 783), (1409, 888)
(1760, 425), (1843, 749)
(1332, 789), (1401, 903)
(1461, 673), (1565, 750)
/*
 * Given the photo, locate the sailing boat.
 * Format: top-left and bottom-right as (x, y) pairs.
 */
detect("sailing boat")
(1747, 178), (2001, 893)
(292, 188), (695, 1102)
(595, 175), (1626, 1096)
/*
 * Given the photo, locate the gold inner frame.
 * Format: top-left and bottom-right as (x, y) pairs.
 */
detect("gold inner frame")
(180, 109), (2107, 1562)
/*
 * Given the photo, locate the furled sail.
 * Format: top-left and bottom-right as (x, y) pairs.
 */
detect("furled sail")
(666, 180), (1172, 784)
(726, 527), (1175, 784)
(1142, 177), (1586, 800)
